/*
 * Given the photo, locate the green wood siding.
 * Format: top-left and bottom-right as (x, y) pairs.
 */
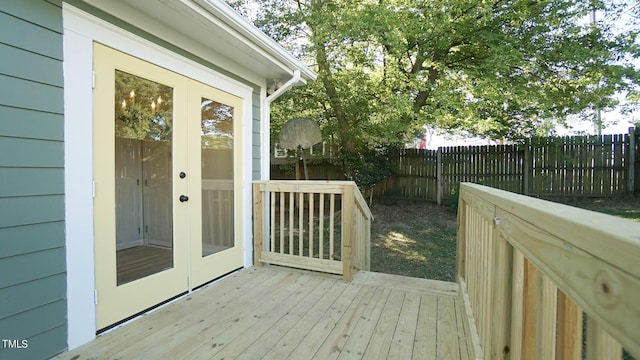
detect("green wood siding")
(0, 275), (67, 319)
(0, 1), (67, 359)
(0, 106), (64, 141)
(0, 74), (64, 114)
(0, 137), (64, 168)
(0, 168), (65, 197)
(0, 11), (62, 60)
(0, 196), (65, 229)
(0, 222), (65, 258)
(0, 43), (64, 87)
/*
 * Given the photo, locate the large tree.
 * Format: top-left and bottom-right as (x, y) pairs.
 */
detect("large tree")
(229, 0), (640, 148)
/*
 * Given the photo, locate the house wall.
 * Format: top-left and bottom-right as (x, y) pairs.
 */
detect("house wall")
(0, 1), (68, 359)
(62, 1), (267, 350)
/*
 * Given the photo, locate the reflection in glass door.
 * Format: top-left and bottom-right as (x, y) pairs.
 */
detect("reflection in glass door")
(188, 81), (243, 289)
(200, 98), (234, 257)
(114, 70), (174, 285)
(94, 42), (245, 329)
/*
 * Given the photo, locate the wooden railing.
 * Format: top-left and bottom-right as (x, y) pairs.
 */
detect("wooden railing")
(253, 180), (372, 282)
(457, 183), (640, 359)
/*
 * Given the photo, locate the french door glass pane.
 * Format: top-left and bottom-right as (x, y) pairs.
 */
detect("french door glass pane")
(114, 70), (174, 285)
(201, 98), (234, 257)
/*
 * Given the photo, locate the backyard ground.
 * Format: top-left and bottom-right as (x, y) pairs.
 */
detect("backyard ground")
(369, 196), (640, 282)
(369, 201), (458, 282)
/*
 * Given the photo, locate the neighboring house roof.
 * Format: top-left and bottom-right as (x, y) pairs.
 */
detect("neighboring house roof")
(80, 0), (317, 84)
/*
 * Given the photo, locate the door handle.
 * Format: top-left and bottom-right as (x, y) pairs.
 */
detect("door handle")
(179, 195), (189, 202)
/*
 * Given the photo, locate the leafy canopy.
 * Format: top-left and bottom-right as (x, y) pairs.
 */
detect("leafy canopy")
(228, 0), (640, 158)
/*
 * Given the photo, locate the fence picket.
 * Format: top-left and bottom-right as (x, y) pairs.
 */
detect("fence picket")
(272, 130), (637, 201)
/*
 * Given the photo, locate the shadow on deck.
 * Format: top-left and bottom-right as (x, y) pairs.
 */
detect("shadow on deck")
(55, 266), (472, 359)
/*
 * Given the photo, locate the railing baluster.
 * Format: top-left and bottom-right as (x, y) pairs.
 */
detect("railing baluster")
(289, 191), (294, 255)
(538, 274), (558, 359)
(309, 192), (314, 257)
(270, 191), (275, 252)
(319, 193), (325, 259)
(586, 315), (623, 360)
(490, 209), (512, 359)
(298, 192), (304, 256)
(279, 192), (285, 254)
(329, 193), (335, 260)
(522, 259), (539, 358)
(556, 291), (582, 360)
(510, 249), (525, 360)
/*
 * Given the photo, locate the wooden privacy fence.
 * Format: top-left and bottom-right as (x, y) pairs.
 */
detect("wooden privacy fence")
(377, 129), (638, 202)
(456, 183), (640, 359)
(253, 180), (372, 282)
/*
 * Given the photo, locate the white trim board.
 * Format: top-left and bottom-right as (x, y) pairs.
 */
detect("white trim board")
(63, 4), (257, 349)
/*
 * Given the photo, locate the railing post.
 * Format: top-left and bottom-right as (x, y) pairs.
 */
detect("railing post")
(253, 182), (264, 267)
(342, 184), (355, 282)
(456, 185), (467, 280)
(365, 215), (371, 271)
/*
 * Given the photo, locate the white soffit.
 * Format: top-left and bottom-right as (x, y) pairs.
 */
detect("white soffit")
(80, 0), (317, 83)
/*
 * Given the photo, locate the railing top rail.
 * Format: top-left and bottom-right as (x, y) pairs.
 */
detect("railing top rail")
(254, 180), (354, 194)
(253, 180), (373, 220)
(460, 182), (640, 277)
(353, 186), (373, 220)
(459, 182), (640, 357)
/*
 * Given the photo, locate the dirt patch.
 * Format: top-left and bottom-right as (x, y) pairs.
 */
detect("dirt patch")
(369, 203), (458, 282)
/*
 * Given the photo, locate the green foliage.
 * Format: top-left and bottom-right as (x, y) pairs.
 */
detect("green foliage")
(201, 100), (234, 149)
(335, 147), (392, 190)
(228, 0), (640, 164)
(450, 182), (461, 214)
(115, 70), (173, 141)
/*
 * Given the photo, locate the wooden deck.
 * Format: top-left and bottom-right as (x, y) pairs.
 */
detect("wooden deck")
(55, 266), (472, 359)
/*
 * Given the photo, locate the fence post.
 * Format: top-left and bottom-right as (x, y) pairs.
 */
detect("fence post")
(523, 144), (531, 196)
(437, 147), (443, 205)
(629, 127), (636, 195)
(253, 182), (264, 267)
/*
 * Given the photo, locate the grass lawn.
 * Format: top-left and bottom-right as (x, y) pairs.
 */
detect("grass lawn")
(369, 201), (458, 282)
(559, 197), (640, 222)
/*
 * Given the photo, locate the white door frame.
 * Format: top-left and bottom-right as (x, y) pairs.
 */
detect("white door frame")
(63, 4), (255, 349)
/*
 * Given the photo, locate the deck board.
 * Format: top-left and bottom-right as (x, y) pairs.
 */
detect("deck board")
(55, 266), (469, 360)
(413, 294), (438, 360)
(362, 290), (405, 359)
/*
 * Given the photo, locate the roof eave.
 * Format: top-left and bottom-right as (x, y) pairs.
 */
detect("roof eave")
(193, 0), (317, 82)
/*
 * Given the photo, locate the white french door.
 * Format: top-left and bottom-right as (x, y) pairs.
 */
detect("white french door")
(93, 43), (243, 330)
